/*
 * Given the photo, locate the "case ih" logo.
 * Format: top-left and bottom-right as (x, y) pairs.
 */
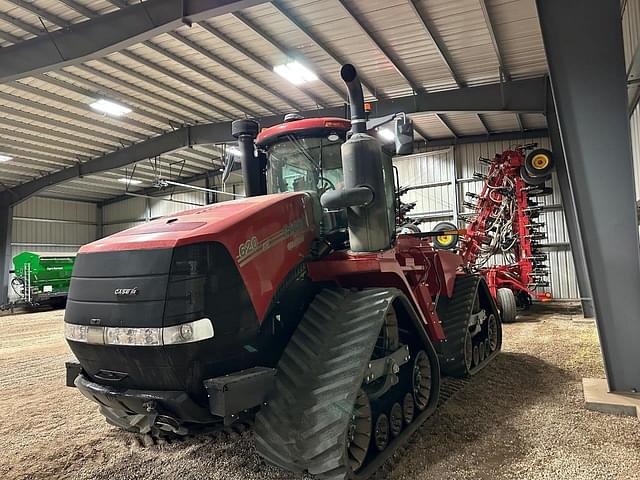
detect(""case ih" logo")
(114, 287), (139, 296)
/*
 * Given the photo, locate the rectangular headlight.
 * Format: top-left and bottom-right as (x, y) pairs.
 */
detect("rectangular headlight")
(162, 318), (215, 345)
(65, 318), (214, 346)
(105, 327), (161, 346)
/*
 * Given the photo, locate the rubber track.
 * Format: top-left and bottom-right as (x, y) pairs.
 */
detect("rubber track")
(436, 274), (500, 377)
(254, 288), (399, 480)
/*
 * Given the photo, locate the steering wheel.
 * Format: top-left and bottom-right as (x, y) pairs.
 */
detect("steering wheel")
(318, 177), (336, 194)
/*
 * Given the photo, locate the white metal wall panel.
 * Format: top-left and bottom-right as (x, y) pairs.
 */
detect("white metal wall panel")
(399, 136), (578, 298)
(103, 196), (146, 224)
(395, 148), (455, 226)
(103, 221), (144, 237)
(8, 196), (98, 301)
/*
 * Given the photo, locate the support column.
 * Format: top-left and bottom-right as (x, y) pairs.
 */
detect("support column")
(546, 89), (594, 318)
(538, 0), (640, 392)
(0, 201), (13, 307)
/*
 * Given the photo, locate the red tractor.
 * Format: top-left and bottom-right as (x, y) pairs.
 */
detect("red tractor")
(64, 65), (502, 479)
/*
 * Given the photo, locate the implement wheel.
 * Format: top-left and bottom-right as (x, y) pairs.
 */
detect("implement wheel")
(433, 221), (459, 250)
(525, 148), (554, 177)
(496, 288), (517, 323)
(520, 166), (549, 186)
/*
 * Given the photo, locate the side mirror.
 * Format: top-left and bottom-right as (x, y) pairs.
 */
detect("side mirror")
(395, 116), (414, 155)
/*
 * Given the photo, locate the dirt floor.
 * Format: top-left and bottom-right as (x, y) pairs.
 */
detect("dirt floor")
(0, 304), (638, 480)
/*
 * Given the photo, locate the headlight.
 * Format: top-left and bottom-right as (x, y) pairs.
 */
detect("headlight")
(64, 318), (214, 346)
(162, 318), (214, 345)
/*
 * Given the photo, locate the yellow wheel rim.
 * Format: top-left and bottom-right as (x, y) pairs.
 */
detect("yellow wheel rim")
(436, 234), (453, 246)
(531, 154), (550, 170)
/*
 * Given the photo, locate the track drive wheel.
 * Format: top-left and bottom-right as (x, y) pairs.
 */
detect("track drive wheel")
(373, 414), (390, 452)
(496, 288), (517, 323)
(346, 390), (372, 471)
(411, 350), (433, 411)
(402, 393), (415, 425)
(389, 403), (403, 438)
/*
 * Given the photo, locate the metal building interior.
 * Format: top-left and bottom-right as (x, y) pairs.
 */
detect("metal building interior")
(0, 0), (639, 479)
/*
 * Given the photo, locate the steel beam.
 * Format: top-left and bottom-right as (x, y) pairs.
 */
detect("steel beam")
(423, 128), (548, 147)
(476, 113), (490, 134)
(0, 201), (13, 307)
(537, 0), (640, 392)
(369, 77), (547, 116)
(0, 0), (271, 83)
(478, 0), (510, 80)
(546, 87), (594, 318)
(435, 113), (458, 138)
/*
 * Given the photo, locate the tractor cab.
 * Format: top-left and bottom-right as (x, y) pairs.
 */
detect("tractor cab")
(256, 116), (350, 197)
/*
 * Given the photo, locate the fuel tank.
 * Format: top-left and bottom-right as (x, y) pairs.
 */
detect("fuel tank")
(65, 192), (320, 398)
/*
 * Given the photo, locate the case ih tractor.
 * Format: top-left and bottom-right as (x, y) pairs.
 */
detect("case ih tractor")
(64, 65), (502, 479)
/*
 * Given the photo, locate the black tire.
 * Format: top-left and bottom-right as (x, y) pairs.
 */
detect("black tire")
(398, 222), (421, 234)
(520, 166), (549, 186)
(432, 221), (459, 250)
(496, 288), (517, 323)
(527, 186), (553, 197)
(525, 148), (554, 177)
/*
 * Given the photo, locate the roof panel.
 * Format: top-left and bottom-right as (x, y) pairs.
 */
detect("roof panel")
(442, 112), (487, 136)
(410, 112), (454, 139)
(485, 0), (547, 78)
(481, 111), (522, 132)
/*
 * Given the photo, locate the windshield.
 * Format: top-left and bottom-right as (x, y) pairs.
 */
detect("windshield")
(265, 135), (344, 195)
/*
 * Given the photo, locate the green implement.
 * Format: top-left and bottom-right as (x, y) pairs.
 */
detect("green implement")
(10, 251), (76, 307)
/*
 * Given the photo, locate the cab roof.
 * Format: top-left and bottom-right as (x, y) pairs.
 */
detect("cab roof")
(256, 117), (351, 146)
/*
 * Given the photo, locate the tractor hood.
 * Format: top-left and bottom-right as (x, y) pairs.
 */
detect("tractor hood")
(83, 192), (319, 254)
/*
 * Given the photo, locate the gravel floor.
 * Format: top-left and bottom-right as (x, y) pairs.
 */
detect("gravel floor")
(0, 304), (638, 480)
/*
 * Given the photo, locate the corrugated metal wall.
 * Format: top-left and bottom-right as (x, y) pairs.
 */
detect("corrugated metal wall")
(624, 0), (640, 199)
(102, 175), (246, 236)
(8, 196), (97, 301)
(396, 136), (578, 299)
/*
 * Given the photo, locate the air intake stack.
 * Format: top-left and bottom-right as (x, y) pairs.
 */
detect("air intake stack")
(321, 64), (396, 252)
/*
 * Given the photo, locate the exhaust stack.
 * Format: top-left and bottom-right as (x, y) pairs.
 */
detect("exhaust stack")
(321, 64), (396, 252)
(340, 64), (366, 135)
(232, 119), (266, 197)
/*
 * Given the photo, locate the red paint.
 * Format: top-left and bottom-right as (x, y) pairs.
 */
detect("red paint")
(256, 117), (350, 145)
(307, 235), (463, 342)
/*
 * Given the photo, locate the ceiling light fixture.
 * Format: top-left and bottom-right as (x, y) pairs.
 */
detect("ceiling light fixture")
(0, 154), (12, 162)
(378, 128), (395, 142)
(90, 99), (132, 117)
(118, 178), (142, 185)
(273, 61), (318, 85)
